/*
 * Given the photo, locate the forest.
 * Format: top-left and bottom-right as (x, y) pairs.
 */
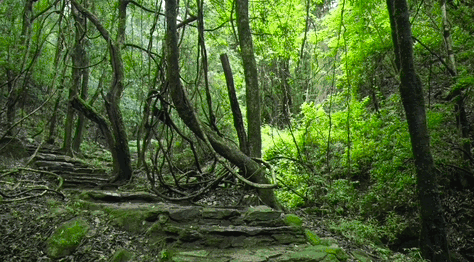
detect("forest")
(0, 0), (473, 261)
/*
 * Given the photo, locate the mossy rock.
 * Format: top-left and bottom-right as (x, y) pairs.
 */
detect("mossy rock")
(285, 245), (348, 262)
(286, 245), (328, 261)
(46, 217), (89, 259)
(109, 249), (135, 262)
(283, 214), (303, 228)
(324, 244), (349, 261)
(305, 229), (322, 245)
(244, 205), (281, 221)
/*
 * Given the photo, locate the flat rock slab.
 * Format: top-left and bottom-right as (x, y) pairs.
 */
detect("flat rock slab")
(172, 244), (348, 262)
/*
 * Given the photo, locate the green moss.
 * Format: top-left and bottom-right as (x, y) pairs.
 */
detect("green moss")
(325, 245), (348, 261)
(304, 229), (322, 245)
(283, 214), (303, 228)
(46, 218), (89, 258)
(109, 249), (135, 262)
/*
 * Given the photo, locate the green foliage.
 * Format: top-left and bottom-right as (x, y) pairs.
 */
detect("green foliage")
(328, 218), (383, 246)
(264, 93), (424, 247)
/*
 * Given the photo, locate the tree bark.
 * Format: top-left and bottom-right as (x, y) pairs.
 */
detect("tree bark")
(71, 0), (133, 182)
(5, 0), (36, 136)
(165, 0), (280, 210)
(197, 0), (218, 132)
(220, 53), (249, 155)
(386, 0), (451, 261)
(72, 0), (90, 152)
(65, 1), (89, 155)
(235, 0), (261, 158)
(279, 59), (292, 126)
(70, 97), (115, 157)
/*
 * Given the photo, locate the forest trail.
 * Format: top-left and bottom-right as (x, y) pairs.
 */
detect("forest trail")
(28, 144), (112, 188)
(8, 146), (371, 261)
(66, 190), (368, 262)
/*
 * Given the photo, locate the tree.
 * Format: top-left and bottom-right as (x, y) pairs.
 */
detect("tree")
(440, 0), (471, 163)
(164, 0), (280, 210)
(70, 0), (133, 183)
(64, 0), (90, 155)
(235, 0), (261, 158)
(386, 0), (451, 260)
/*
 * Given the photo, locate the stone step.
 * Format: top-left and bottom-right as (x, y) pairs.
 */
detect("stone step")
(36, 161), (76, 171)
(149, 224), (306, 249)
(170, 244), (349, 262)
(63, 180), (101, 188)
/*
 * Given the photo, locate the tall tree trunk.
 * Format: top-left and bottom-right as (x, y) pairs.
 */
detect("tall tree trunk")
(64, 2), (86, 155)
(165, 0), (280, 210)
(235, 0), (261, 158)
(46, 0), (67, 145)
(71, 0), (133, 183)
(279, 58), (291, 126)
(220, 53), (249, 155)
(197, 0), (218, 132)
(441, 0), (471, 163)
(386, 0), (451, 261)
(72, 0), (90, 153)
(5, 0), (36, 136)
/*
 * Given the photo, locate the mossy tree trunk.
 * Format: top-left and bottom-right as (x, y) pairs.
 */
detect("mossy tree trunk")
(72, 0), (90, 153)
(64, 0), (90, 155)
(235, 0), (261, 158)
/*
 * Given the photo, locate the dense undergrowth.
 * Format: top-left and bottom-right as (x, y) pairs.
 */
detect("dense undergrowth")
(263, 92), (468, 261)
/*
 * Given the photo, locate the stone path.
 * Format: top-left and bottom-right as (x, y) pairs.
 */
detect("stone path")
(71, 190), (369, 262)
(28, 145), (111, 188)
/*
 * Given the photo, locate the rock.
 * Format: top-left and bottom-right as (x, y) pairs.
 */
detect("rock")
(244, 205), (282, 221)
(46, 217), (89, 259)
(284, 214), (303, 228)
(305, 229), (322, 245)
(168, 206), (202, 221)
(277, 245), (347, 262)
(201, 207), (241, 219)
(273, 233), (306, 244)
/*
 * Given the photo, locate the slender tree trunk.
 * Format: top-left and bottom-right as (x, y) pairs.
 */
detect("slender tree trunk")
(72, 0), (90, 152)
(46, 1), (67, 145)
(279, 59), (291, 126)
(235, 0), (261, 158)
(441, 0), (456, 75)
(197, 0), (218, 132)
(5, 69), (16, 136)
(386, 0), (451, 261)
(5, 0), (35, 136)
(440, 0), (471, 163)
(220, 53), (249, 155)
(64, 2), (88, 155)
